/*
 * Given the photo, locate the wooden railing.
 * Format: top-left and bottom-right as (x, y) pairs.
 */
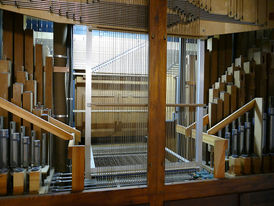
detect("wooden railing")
(176, 98), (263, 178)
(0, 97), (84, 192)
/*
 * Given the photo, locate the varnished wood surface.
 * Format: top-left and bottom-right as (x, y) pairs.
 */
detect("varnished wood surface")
(148, 1), (167, 206)
(1, 174), (274, 205)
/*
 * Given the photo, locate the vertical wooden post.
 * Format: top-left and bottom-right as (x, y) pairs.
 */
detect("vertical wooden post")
(35, 44), (43, 105)
(148, 1), (167, 205)
(14, 13), (24, 75)
(254, 98), (263, 157)
(2, 11), (13, 61)
(24, 29), (34, 80)
(45, 57), (53, 110)
(214, 139), (227, 178)
(72, 145), (85, 192)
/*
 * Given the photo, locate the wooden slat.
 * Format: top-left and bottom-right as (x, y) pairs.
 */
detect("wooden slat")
(22, 91), (33, 137)
(24, 80), (37, 107)
(24, 29), (34, 79)
(14, 13), (24, 73)
(148, 1), (167, 205)
(0, 97), (73, 140)
(0, 60), (12, 73)
(209, 102), (217, 128)
(2, 11), (13, 61)
(207, 99), (256, 135)
(220, 92), (230, 118)
(254, 98), (263, 157)
(15, 71), (28, 84)
(35, 44), (43, 105)
(227, 85), (237, 113)
(45, 57), (53, 109)
(12, 83), (23, 131)
(184, 114), (209, 137)
(48, 116), (81, 144)
(54, 66), (69, 73)
(72, 146), (85, 192)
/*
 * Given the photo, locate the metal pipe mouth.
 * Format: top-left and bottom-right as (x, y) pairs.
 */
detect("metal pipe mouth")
(0, 129), (9, 138)
(13, 168), (24, 173)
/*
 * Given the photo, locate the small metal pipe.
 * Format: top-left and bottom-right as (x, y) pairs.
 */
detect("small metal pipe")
(20, 126), (25, 167)
(10, 133), (20, 168)
(31, 130), (36, 165)
(269, 108), (274, 153)
(34, 140), (40, 167)
(42, 133), (47, 166)
(22, 136), (30, 168)
(10, 121), (16, 134)
(225, 132), (231, 156)
(239, 125), (245, 155)
(0, 129), (9, 169)
(232, 121), (236, 130)
(232, 129), (238, 157)
(245, 121), (251, 155)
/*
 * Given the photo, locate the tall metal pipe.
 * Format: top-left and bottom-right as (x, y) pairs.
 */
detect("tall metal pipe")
(20, 126), (25, 167)
(269, 108), (274, 153)
(0, 116), (4, 129)
(0, 129), (9, 169)
(22, 136), (30, 168)
(10, 133), (20, 168)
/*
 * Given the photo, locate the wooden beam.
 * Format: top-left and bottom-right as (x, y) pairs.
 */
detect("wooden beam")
(2, 11), (13, 61)
(72, 146), (85, 192)
(0, 97), (73, 140)
(207, 99), (256, 135)
(148, 1), (167, 205)
(184, 114), (209, 137)
(24, 29), (34, 79)
(35, 44), (43, 105)
(48, 116), (81, 144)
(45, 57), (53, 109)
(14, 13), (24, 73)
(254, 98), (263, 157)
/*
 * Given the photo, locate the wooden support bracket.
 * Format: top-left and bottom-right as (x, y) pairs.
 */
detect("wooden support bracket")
(72, 145), (85, 192)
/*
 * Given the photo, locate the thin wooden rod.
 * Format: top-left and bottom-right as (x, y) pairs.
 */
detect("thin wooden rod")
(91, 103), (205, 107)
(207, 99), (256, 135)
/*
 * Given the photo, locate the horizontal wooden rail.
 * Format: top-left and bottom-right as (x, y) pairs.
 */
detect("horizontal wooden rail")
(176, 123), (227, 178)
(185, 114), (209, 136)
(207, 99), (256, 135)
(92, 103), (205, 107)
(0, 98), (73, 140)
(48, 116), (81, 143)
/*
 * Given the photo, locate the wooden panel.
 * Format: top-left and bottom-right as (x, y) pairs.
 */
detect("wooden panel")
(45, 57), (53, 109)
(35, 44), (43, 105)
(12, 83), (24, 131)
(0, 72), (10, 128)
(0, 97), (73, 140)
(209, 0), (228, 15)
(209, 102), (217, 128)
(24, 29), (34, 79)
(13, 170), (25, 195)
(240, 189), (274, 206)
(14, 13), (24, 73)
(0, 60), (12, 73)
(72, 146), (85, 192)
(242, 0), (257, 23)
(165, 194), (238, 206)
(211, 38), (219, 85)
(0, 173), (8, 195)
(148, 1), (167, 205)
(2, 11), (13, 61)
